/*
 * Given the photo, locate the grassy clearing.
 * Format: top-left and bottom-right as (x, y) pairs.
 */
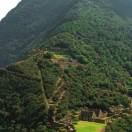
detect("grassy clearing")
(75, 121), (106, 132)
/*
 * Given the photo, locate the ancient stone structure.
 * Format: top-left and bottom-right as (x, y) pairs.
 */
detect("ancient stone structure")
(80, 109), (109, 124)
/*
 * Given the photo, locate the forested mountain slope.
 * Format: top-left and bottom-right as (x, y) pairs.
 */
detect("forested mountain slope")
(0, 0), (132, 131)
(0, 0), (132, 67)
(0, 52), (130, 131)
(0, 0), (77, 66)
(39, 0), (132, 90)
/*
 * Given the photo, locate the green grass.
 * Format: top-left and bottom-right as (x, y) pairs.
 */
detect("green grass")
(75, 121), (106, 132)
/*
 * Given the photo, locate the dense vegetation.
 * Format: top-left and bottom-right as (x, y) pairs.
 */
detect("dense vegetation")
(106, 115), (132, 132)
(0, 0), (78, 66)
(0, 52), (130, 131)
(0, 0), (132, 131)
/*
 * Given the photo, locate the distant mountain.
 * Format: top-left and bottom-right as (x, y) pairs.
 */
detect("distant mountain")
(0, 0), (132, 131)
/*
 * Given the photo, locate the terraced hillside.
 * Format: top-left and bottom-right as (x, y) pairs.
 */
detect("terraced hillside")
(0, 0), (132, 131)
(0, 51), (130, 131)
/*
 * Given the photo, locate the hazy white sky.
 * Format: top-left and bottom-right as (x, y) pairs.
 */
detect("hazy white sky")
(0, 0), (21, 20)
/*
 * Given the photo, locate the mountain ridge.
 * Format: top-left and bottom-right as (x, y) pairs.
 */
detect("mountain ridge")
(0, 0), (78, 67)
(0, 0), (132, 131)
(0, 0), (132, 67)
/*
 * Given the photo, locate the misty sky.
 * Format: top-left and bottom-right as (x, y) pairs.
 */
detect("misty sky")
(0, 0), (21, 20)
